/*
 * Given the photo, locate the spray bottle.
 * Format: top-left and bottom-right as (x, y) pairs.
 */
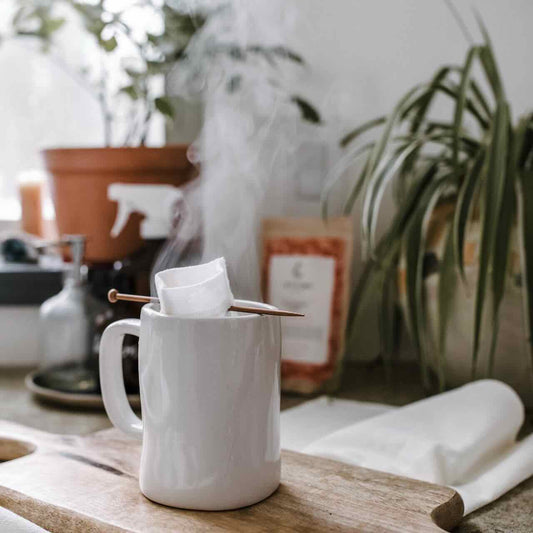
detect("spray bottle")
(108, 183), (183, 295)
(40, 235), (108, 369)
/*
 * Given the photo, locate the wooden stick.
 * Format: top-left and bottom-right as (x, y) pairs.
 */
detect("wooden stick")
(107, 289), (304, 317)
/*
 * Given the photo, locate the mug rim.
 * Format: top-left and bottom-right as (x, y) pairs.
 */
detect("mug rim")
(142, 299), (279, 321)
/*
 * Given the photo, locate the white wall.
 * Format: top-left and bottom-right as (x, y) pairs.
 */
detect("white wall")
(289, 0), (533, 133)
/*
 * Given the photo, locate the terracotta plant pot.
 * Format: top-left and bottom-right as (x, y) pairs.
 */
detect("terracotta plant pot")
(43, 146), (195, 263)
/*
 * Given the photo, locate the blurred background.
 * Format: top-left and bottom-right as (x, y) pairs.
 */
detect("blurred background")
(1, 0), (533, 406)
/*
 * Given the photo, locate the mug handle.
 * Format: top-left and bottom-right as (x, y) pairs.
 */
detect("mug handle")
(99, 319), (143, 440)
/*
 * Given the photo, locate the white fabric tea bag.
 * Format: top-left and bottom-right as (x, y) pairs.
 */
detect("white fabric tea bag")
(155, 257), (234, 318)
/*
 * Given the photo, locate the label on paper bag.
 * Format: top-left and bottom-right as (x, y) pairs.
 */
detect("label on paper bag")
(269, 255), (335, 364)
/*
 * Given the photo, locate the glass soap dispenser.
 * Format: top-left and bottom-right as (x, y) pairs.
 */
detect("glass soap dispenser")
(39, 235), (106, 369)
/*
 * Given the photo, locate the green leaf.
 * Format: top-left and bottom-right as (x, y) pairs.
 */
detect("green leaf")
(44, 17), (66, 34)
(290, 96), (321, 124)
(512, 116), (533, 378)
(475, 14), (505, 100)
(321, 141), (375, 219)
(341, 153), (372, 216)
(398, 67), (454, 187)
(362, 138), (428, 254)
(470, 79), (492, 119)
(453, 147), (485, 282)
(366, 84), (426, 179)
(453, 46), (481, 173)
(361, 131), (474, 256)
(154, 97), (174, 118)
(438, 222), (457, 390)
(271, 46), (304, 64)
(100, 36), (117, 52)
(379, 161), (442, 255)
(345, 161), (441, 349)
(472, 100), (509, 378)
(435, 82), (489, 130)
(340, 116), (386, 148)
(146, 60), (167, 74)
(488, 113), (514, 376)
(409, 66), (452, 134)
(518, 168), (533, 382)
(403, 176), (450, 388)
(119, 85), (138, 100)
(345, 245), (400, 350)
(146, 32), (160, 45)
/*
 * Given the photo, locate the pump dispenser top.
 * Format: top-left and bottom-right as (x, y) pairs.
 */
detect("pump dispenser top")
(108, 183), (183, 240)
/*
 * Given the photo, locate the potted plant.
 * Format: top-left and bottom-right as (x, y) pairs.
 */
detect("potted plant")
(4, 1), (204, 261)
(323, 17), (533, 404)
(6, 1), (320, 262)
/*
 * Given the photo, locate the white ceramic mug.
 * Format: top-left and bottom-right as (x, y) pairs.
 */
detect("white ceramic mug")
(99, 300), (281, 510)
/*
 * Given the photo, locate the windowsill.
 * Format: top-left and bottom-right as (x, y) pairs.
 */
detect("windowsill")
(0, 219), (21, 233)
(0, 199), (55, 234)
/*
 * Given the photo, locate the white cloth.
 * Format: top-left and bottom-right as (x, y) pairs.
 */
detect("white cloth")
(281, 396), (392, 451)
(154, 257), (234, 317)
(281, 380), (533, 514)
(0, 507), (47, 532)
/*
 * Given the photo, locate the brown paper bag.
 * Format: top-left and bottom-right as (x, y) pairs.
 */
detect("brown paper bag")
(262, 217), (353, 394)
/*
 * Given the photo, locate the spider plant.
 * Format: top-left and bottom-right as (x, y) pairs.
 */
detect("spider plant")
(322, 18), (533, 390)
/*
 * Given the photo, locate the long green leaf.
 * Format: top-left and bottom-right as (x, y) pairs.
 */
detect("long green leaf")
(321, 141), (374, 219)
(514, 115), (533, 384)
(346, 162), (440, 344)
(362, 138), (427, 254)
(420, 65), (492, 122)
(379, 264), (398, 377)
(488, 112), (514, 376)
(435, 82), (489, 130)
(366, 84), (426, 180)
(438, 222), (457, 390)
(398, 66), (452, 197)
(345, 246), (400, 349)
(470, 79), (492, 119)
(475, 15), (504, 100)
(362, 132), (475, 256)
(340, 116), (386, 147)
(453, 147), (485, 282)
(472, 100), (509, 377)
(517, 168), (533, 386)
(409, 67), (453, 134)
(342, 156), (372, 216)
(403, 176), (450, 388)
(453, 46), (481, 172)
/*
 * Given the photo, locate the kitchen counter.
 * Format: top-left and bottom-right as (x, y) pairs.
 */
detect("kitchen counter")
(1, 363), (531, 532)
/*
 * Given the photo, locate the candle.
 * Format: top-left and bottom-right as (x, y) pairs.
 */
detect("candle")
(18, 170), (45, 237)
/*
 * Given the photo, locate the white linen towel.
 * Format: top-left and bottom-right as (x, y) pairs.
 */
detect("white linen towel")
(154, 257), (234, 317)
(281, 380), (533, 514)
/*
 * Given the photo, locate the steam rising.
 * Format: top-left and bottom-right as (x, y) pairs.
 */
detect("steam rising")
(168, 0), (318, 299)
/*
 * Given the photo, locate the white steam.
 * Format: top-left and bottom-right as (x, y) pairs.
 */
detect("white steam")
(168, 0), (320, 299)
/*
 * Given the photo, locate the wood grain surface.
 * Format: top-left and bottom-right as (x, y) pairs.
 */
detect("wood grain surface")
(0, 420), (464, 532)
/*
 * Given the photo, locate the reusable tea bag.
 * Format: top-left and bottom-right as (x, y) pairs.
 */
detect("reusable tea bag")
(154, 257), (234, 318)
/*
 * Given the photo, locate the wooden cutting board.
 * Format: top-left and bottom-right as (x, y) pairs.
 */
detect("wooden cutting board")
(0, 420), (463, 532)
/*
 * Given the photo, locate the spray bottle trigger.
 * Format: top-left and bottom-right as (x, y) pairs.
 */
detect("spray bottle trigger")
(110, 203), (133, 238)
